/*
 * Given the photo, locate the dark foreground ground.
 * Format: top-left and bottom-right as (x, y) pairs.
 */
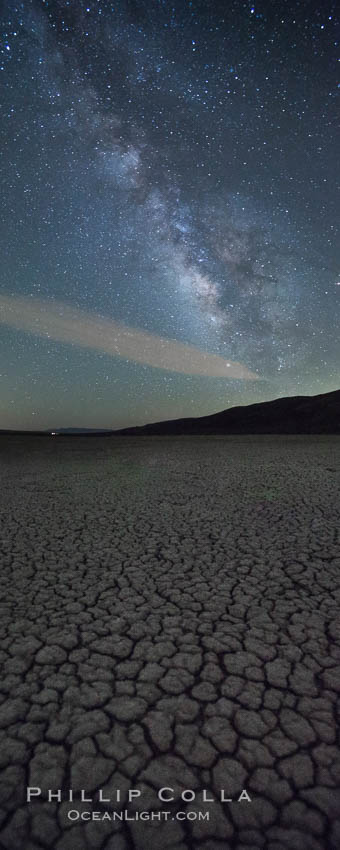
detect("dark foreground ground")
(0, 435), (339, 850)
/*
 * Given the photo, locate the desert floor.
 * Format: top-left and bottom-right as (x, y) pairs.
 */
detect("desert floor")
(0, 435), (339, 850)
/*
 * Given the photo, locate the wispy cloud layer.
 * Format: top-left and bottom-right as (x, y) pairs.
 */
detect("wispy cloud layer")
(0, 295), (258, 380)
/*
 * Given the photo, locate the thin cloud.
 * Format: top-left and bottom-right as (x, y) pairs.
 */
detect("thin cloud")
(0, 294), (258, 380)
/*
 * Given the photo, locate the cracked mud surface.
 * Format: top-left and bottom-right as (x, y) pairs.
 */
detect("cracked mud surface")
(0, 434), (340, 850)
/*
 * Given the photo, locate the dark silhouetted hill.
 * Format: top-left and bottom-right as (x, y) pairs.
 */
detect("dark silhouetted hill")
(113, 389), (340, 435)
(1, 390), (339, 437)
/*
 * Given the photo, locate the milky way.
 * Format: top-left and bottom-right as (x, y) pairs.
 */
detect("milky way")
(0, 0), (339, 429)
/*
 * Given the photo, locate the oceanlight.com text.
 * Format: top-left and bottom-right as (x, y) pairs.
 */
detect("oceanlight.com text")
(67, 809), (210, 822)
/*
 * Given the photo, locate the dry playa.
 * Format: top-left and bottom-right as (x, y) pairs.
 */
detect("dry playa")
(0, 434), (339, 850)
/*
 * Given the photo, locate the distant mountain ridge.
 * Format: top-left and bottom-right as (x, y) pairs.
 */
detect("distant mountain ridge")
(0, 428), (112, 436)
(113, 389), (340, 435)
(1, 390), (339, 436)
(49, 428), (112, 434)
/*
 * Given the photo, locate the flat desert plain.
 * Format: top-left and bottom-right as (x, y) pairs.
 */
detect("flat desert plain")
(0, 435), (339, 850)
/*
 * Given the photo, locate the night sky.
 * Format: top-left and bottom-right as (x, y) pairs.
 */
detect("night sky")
(0, 0), (339, 430)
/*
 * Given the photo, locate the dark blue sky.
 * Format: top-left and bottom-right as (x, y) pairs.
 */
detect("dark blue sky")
(0, 0), (339, 429)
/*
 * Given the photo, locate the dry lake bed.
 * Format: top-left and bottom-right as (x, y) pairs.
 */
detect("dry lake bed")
(0, 434), (340, 850)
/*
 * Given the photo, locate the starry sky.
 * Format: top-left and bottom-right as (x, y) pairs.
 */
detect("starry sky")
(0, 0), (339, 430)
